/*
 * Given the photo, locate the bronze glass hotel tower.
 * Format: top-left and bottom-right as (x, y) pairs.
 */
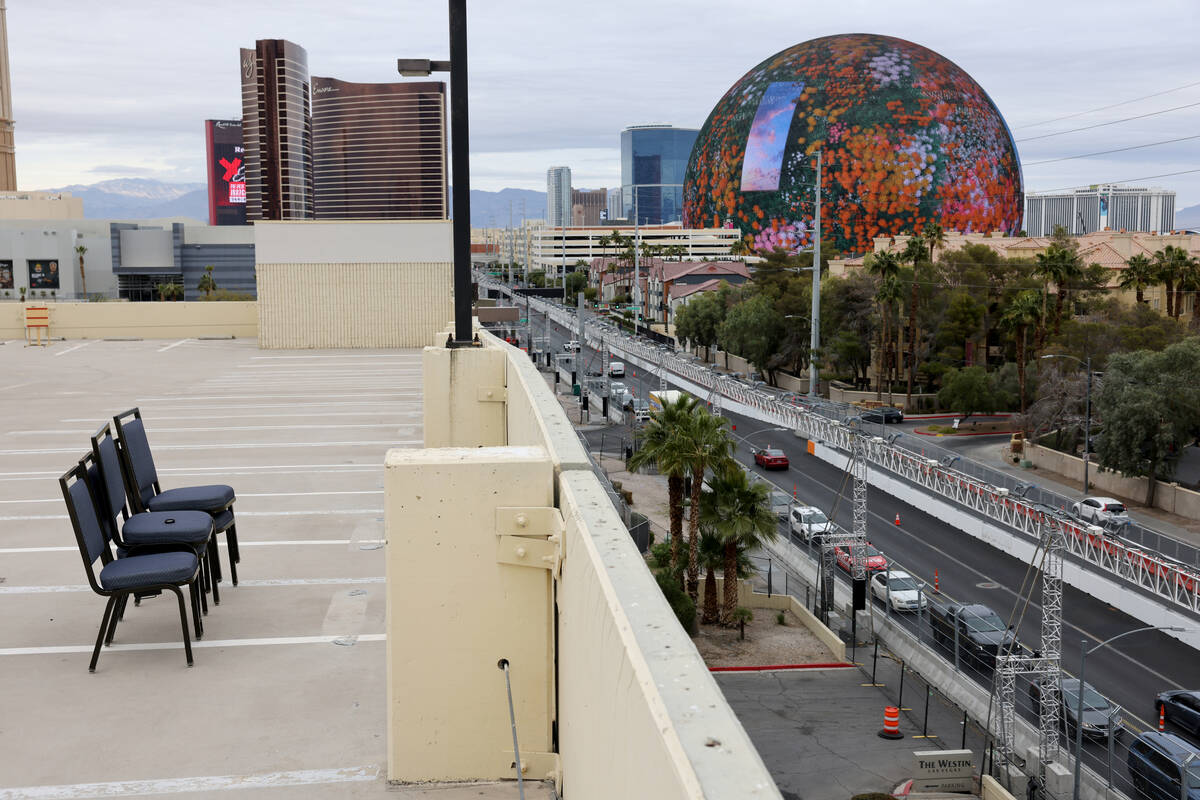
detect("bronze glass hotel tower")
(310, 77), (447, 219)
(240, 39), (312, 220)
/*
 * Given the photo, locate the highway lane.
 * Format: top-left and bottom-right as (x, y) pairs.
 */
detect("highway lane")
(517, 303), (1200, 780)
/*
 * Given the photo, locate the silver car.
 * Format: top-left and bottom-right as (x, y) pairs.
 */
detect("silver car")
(1071, 496), (1128, 525)
(789, 505), (832, 542)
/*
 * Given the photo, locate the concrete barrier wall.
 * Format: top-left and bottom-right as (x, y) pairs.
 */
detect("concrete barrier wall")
(0, 300), (257, 340)
(1025, 444), (1200, 522)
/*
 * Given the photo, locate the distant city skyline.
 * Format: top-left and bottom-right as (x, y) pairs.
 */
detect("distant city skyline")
(8, 1), (1200, 205)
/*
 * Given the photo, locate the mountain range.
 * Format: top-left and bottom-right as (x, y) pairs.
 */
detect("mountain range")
(37, 177), (1200, 232)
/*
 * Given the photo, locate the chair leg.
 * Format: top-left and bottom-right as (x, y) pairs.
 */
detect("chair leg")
(198, 557), (209, 616)
(103, 596), (124, 646)
(90, 596), (117, 673)
(170, 585), (194, 667)
(190, 581), (203, 639)
(228, 523), (240, 564)
(224, 530), (238, 586)
(207, 539), (220, 606)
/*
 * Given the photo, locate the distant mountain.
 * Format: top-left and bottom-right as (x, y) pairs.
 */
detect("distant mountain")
(1175, 203), (1200, 230)
(41, 178), (208, 221)
(454, 187), (547, 225)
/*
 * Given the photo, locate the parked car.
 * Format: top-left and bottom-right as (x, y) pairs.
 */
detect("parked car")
(1029, 677), (1122, 740)
(1157, 690), (1200, 738)
(790, 505), (833, 542)
(834, 543), (888, 573)
(753, 447), (790, 470)
(870, 570), (928, 611)
(631, 399), (650, 422)
(861, 407), (904, 424)
(563, 340), (581, 352)
(608, 361), (625, 378)
(928, 601), (1017, 673)
(1071, 496), (1128, 525)
(1127, 730), (1200, 800)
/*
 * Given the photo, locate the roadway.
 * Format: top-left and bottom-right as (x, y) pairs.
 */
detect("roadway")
(511, 301), (1200, 789)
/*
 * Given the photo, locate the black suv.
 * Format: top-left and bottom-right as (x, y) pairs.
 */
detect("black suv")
(862, 407), (904, 424)
(1127, 730), (1200, 800)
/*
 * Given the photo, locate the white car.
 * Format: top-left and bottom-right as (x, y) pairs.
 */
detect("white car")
(789, 505), (832, 542)
(1070, 496), (1128, 525)
(563, 340), (581, 352)
(608, 361), (625, 377)
(870, 570), (928, 612)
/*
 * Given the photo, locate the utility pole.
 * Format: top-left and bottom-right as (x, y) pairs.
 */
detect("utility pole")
(633, 189), (640, 327)
(507, 200), (514, 285)
(809, 150), (822, 398)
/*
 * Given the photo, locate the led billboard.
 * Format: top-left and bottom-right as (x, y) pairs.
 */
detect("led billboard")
(205, 119), (247, 226)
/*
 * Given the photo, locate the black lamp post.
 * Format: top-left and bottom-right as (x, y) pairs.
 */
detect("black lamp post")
(397, 0), (473, 346)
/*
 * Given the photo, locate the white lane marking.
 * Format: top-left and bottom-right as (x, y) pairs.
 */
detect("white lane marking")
(136, 392), (415, 401)
(0, 509), (382, 521)
(156, 339), (190, 353)
(122, 400), (416, 411)
(0, 491), (383, 505)
(0, 765), (381, 799)
(252, 354), (420, 359)
(12, 424), (415, 436)
(0, 464), (380, 480)
(52, 342), (92, 358)
(61, 411), (420, 422)
(0, 540), (385, 554)
(0, 382), (35, 392)
(0, 440), (416, 455)
(0, 633), (386, 656)
(0, 577), (385, 594)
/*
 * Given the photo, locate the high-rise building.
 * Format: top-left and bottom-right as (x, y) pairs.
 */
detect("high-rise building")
(204, 120), (247, 226)
(240, 39), (313, 220)
(546, 166), (572, 227)
(0, 0), (14, 191)
(621, 124), (698, 225)
(571, 188), (607, 226)
(606, 188), (624, 222)
(311, 77), (447, 220)
(1025, 185), (1177, 237)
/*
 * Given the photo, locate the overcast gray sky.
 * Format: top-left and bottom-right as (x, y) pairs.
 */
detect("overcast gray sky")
(10, 0), (1200, 207)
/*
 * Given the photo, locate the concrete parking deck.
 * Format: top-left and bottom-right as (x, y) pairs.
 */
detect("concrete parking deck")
(0, 338), (552, 799)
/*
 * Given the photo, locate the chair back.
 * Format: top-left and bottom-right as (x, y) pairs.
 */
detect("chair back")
(59, 459), (112, 592)
(113, 408), (159, 513)
(90, 423), (130, 540)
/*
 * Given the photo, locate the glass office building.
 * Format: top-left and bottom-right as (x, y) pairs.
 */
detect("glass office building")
(621, 125), (698, 225)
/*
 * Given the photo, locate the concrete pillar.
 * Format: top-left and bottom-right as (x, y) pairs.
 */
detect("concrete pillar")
(423, 344), (508, 448)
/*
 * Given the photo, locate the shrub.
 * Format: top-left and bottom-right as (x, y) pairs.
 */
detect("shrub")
(776, 611), (786, 625)
(201, 289), (255, 301)
(655, 569), (697, 635)
(650, 540), (673, 570)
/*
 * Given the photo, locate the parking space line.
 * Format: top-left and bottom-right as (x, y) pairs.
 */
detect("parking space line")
(12, 424), (415, 436)
(0, 464), (380, 480)
(0, 440), (416, 456)
(156, 338), (190, 353)
(0, 765), (381, 798)
(0, 633), (386, 657)
(61, 411), (419, 422)
(52, 342), (92, 358)
(0, 508), (382, 521)
(0, 576), (385, 594)
(0, 490), (383, 505)
(0, 539), (385, 554)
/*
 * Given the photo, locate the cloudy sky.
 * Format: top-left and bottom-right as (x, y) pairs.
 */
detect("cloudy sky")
(9, 0), (1200, 207)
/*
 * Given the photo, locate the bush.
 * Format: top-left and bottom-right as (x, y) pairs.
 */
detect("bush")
(650, 540), (673, 570)
(655, 569), (697, 635)
(201, 289), (255, 301)
(776, 611), (786, 625)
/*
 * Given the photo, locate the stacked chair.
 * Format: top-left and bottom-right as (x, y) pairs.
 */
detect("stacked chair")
(59, 408), (241, 671)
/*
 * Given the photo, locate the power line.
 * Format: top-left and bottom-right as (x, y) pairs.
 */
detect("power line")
(1015, 101), (1200, 143)
(1014, 79), (1200, 130)
(1034, 168), (1200, 194)
(1021, 134), (1200, 167)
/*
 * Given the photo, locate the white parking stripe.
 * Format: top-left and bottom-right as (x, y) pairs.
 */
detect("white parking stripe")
(61, 411), (419, 422)
(0, 577), (385, 594)
(0, 440), (416, 456)
(12, 424), (414, 436)
(156, 339), (190, 353)
(0, 539), (384, 554)
(0, 491), (383, 505)
(0, 464), (380, 480)
(0, 508), (382, 521)
(0, 633), (386, 655)
(0, 765), (381, 798)
(52, 342), (92, 358)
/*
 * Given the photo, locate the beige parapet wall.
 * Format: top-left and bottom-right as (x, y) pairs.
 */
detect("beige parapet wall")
(385, 325), (782, 797)
(0, 301), (257, 341)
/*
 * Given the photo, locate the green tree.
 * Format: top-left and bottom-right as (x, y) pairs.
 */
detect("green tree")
(674, 289), (726, 359)
(938, 366), (1007, 418)
(718, 295), (785, 383)
(74, 244), (88, 297)
(1034, 244), (1084, 336)
(702, 463), (778, 624)
(900, 234), (929, 404)
(867, 251), (902, 398)
(564, 270), (587, 298)
(197, 265), (218, 299)
(677, 406), (734, 602)
(922, 221), (947, 264)
(999, 289), (1042, 416)
(528, 270), (546, 288)
(822, 272), (877, 384)
(629, 394), (697, 577)
(696, 527), (755, 625)
(1118, 254), (1156, 305)
(1095, 337), (1200, 504)
(1151, 245), (1193, 319)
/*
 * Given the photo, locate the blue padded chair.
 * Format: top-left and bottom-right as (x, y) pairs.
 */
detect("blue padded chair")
(89, 423), (218, 620)
(113, 408), (240, 585)
(60, 459), (201, 671)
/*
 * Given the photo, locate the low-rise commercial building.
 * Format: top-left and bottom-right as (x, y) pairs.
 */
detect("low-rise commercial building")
(531, 224), (739, 281)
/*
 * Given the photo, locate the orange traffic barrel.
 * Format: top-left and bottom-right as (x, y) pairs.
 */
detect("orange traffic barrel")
(879, 706), (903, 739)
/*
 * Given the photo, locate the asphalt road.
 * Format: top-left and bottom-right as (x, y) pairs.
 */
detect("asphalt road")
(503, 303), (1200, 789)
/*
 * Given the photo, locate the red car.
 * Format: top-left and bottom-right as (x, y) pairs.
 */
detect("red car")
(834, 543), (888, 573)
(753, 447), (789, 470)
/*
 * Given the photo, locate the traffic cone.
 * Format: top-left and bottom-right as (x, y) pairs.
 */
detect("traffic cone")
(879, 706), (903, 739)
(894, 513), (901, 526)
(934, 569), (940, 593)
(793, 484), (797, 499)
(1159, 705), (1165, 731)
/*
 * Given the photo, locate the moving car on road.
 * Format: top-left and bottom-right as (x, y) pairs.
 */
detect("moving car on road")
(1071, 496), (1128, 525)
(1127, 731), (1200, 800)
(834, 543), (888, 573)
(753, 447), (789, 470)
(928, 601), (1017, 673)
(870, 570), (928, 611)
(861, 406), (904, 424)
(790, 505), (833, 542)
(563, 340), (581, 352)
(1157, 690), (1200, 739)
(608, 361), (625, 377)
(1029, 677), (1122, 740)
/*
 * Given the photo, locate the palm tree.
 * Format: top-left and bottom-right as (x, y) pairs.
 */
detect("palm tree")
(1000, 290), (1041, 416)
(74, 245), (88, 297)
(1119, 254), (1155, 305)
(629, 394), (696, 576)
(868, 251), (902, 400)
(922, 221), (946, 264)
(677, 406), (734, 602)
(197, 265), (218, 299)
(702, 464), (778, 624)
(1152, 245), (1190, 319)
(1034, 244), (1083, 335)
(899, 234), (928, 405)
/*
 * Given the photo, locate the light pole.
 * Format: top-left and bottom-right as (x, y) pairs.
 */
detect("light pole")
(810, 150), (822, 400)
(1071, 625), (1185, 800)
(1042, 354), (1093, 493)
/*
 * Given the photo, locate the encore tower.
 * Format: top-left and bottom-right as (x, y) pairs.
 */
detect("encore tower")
(240, 39), (312, 220)
(310, 77), (447, 219)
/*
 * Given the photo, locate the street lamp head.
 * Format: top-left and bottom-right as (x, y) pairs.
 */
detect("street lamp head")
(396, 58), (452, 77)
